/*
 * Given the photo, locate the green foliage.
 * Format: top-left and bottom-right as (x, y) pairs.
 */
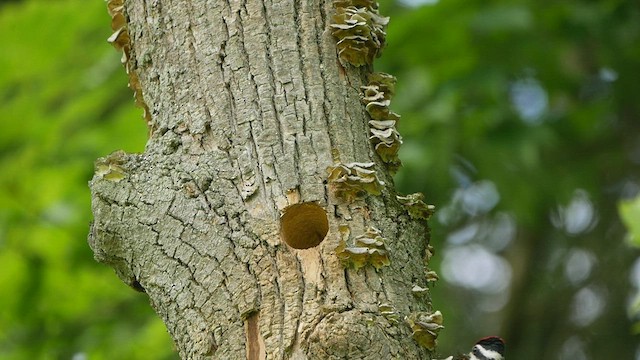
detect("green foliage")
(620, 196), (640, 247)
(0, 0), (175, 358)
(377, 1), (640, 359)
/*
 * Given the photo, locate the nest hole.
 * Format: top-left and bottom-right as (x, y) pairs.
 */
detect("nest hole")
(280, 202), (329, 249)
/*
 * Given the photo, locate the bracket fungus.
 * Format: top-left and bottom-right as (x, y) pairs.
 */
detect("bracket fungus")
(280, 202), (329, 250)
(94, 150), (127, 182)
(406, 311), (445, 351)
(368, 120), (402, 172)
(327, 162), (385, 202)
(334, 0), (380, 9)
(425, 244), (435, 263)
(361, 72), (397, 119)
(366, 72), (397, 98)
(411, 284), (429, 296)
(336, 226), (390, 270)
(378, 303), (400, 324)
(106, 0), (151, 126)
(425, 270), (439, 284)
(397, 193), (436, 220)
(361, 73), (403, 173)
(330, 2), (389, 66)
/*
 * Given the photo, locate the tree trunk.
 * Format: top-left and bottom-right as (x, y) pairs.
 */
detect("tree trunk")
(89, 0), (436, 358)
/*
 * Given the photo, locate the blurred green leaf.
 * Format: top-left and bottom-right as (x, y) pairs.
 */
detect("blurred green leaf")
(0, 0), (174, 358)
(620, 196), (640, 247)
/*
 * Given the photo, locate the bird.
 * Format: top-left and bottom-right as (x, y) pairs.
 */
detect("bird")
(440, 336), (505, 360)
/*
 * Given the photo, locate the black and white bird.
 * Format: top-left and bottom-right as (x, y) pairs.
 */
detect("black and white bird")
(441, 336), (505, 360)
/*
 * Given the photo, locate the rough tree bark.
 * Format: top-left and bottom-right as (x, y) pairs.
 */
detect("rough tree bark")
(89, 0), (438, 358)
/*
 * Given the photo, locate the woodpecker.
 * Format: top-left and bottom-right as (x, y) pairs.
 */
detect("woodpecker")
(441, 336), (505, 360)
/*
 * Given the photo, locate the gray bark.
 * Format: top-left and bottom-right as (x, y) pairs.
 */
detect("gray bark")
(90, 0), (434, 358)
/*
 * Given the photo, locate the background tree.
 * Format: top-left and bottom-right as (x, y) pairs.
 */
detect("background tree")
(1, 0), (639, 359)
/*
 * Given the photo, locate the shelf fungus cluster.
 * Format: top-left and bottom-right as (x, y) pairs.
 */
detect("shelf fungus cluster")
(327, 162), (385, 202)
(405, 311), (445, 351)
(396, 193), (436, 220)
(378, 303), (400, 324)
(329, 1), (445, 352)
(362, 72), (403, 173)
(106, 0), (151, 127)
(94, 150), (127, 182)
(336, 226), (390, 270)
(330, 0), (389, 66)
(423, 243), (440, 283)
